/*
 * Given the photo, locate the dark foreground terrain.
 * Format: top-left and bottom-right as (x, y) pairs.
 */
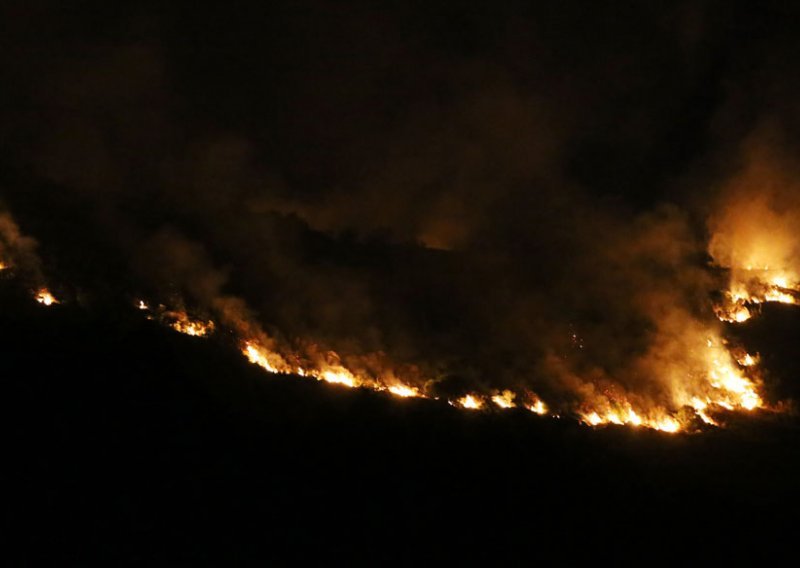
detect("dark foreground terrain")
(5, 285), (800, 564)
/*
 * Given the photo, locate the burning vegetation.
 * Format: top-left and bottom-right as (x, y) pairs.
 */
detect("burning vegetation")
(4, 144), (800, 435)
(34, 288), (58, 306)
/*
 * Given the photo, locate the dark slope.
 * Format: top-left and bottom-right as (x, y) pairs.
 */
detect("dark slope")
(4, 286), (800, 564)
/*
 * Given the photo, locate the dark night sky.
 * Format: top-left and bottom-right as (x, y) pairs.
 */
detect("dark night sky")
(3, 2), (800, 562)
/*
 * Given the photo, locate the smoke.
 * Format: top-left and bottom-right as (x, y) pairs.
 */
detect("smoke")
(0, 209), (45, 286)
(0, 1), (797, 423)
(708, 130), (800, 281)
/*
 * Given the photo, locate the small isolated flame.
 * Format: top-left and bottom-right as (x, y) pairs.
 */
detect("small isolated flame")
(35, 288), (57, 306)
(0, 261), (8, 271)
(455, 394), (484, 410)
(137, 300), (149, 310)
(491, 390), (516, 409)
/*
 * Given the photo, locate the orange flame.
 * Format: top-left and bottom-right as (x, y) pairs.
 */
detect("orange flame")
(34, 288), (58, 306)
(454, 394), (484, 410)
(168, 312), (214, 337)
(491, 390), (516, 409)
(387, 384), (421, 398)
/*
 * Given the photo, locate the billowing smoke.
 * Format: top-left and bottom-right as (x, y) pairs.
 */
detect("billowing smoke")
(709, 132), (800, 285)
(1, 1), (797, 429)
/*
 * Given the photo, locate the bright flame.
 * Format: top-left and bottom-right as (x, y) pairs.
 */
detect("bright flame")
(455, 394), (484, 410)
(388, 384), (420, 398)
(243, 341), (285, 374)
(653, 417), (681, 433)
(168, 313), (214, 337)
(714, 269), (798, 324)
(716, 302), (752, 323)
(705, 337), (762, 411)
(528, 399), (548, 415)
(738, 353), (758, 367)
(35, 288), (57, 306)
(491, 390), (516, 409)
(318, 368), (358, 388)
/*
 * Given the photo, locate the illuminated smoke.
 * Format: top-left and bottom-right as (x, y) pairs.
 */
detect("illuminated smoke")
(0, 210), (57, 305)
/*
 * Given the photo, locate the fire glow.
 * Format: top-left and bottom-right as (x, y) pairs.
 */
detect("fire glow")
(138, 298), (775, 434)
(34, 288), (58, 306)
(16, 187), (795, 435)
(168, 315), (214, 337)
(715, 270), (798, 323)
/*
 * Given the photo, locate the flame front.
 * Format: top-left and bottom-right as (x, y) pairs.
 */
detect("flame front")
(715, 270), (798, 323)
(387, 384), (420, 398)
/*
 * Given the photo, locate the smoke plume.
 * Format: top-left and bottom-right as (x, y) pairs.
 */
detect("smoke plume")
(1, 1), (798, 428)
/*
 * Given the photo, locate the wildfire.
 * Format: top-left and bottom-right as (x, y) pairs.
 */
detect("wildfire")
(491, 390), (516, 409)
(528, 398), (548, 415)
(452, 394), (483, 410)
(738, 353), (758, 367)
(243, 341), (288, 374)
(318, 367), (358, 388)
(714, 268), (799, 324)
(34, 288), (58, 306)
(167, 312), (214, 337)
(579, 405), (680, 433)
(387, 384), (421, 398)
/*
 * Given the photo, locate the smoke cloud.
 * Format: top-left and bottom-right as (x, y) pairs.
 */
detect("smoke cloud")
(1, 1), (798, 425)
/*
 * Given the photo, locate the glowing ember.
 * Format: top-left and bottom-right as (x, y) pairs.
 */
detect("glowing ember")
(455, 394), (484, 410)
(491, 390), (516, 409)
(0, 261), (8, 270)
(34, 289), (57, 306)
